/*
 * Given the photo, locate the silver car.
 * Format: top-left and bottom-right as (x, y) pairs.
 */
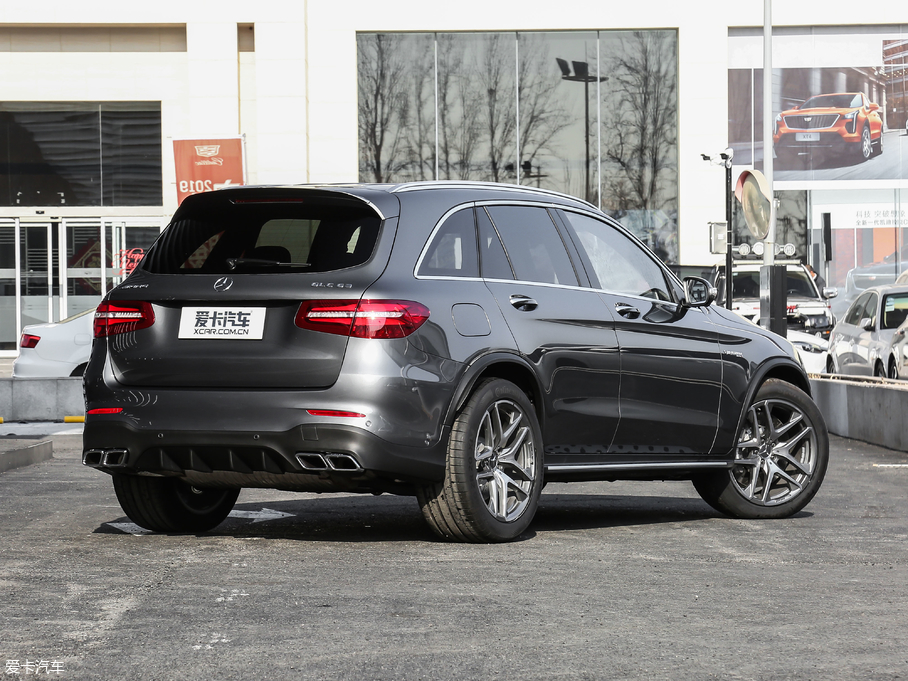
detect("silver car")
(829, 284), (908, 378)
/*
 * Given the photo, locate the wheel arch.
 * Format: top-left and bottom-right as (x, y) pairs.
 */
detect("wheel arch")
(728, 358), (812, 455)
(447, 352), (545, 430)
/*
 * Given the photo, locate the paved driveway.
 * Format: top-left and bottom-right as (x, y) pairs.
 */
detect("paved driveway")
(1, 433), (906, 680)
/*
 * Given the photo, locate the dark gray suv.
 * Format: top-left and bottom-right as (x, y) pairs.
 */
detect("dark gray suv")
(83, 182), (829, 542)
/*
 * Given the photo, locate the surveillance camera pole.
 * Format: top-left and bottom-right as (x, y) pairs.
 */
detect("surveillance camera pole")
(720, 150), (733, 310)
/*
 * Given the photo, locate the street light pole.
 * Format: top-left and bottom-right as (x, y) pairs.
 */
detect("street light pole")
(556, 58), (607, 203)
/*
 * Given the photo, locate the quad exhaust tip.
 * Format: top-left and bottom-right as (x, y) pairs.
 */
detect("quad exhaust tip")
(82, 448), (129, 468)
(296, 452), (364, 473)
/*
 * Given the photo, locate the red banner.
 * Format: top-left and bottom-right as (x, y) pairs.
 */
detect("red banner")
(173, 137), (245, 204)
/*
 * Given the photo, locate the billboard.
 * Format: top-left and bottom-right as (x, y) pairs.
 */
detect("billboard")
(173, 136), (246, 204)
(728, 32), (908, 183)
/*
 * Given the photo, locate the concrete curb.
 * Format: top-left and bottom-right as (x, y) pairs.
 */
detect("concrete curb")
(0, 440), (54, 474)
(809, 376), (908, 452)
(0, 377), (83, 422)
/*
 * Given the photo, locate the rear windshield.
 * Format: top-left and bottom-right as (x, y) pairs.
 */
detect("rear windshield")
(141, 201), (381, 274)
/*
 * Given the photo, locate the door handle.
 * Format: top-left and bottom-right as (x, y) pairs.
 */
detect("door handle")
(615, 303), (640, 319)
(509, 294), (538, 312)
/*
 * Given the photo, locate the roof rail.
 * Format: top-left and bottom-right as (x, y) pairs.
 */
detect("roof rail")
(389, 181), (598, 210)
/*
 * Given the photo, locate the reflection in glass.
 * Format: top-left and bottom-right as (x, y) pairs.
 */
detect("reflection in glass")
(522, 32), (596, 199)
(357, 33), (435, 183)
(0, 102), (162, 207)
(437, 33), (517, 182)
(598, 31), (679, 263)
(356, 30), (680, 263)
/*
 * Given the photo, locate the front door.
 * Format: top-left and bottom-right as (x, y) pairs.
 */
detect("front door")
(557, 209), (723, 458)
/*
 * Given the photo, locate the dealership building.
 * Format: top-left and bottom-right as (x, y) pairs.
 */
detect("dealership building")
(1, 1), (907, 354)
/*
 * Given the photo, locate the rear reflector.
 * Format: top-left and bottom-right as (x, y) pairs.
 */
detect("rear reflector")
(87, 408), (124, 415)
(295, 300), (430, 339)
(94, 301), (155, 338)
(306, 409), (366, 418)
(19, 334), (40, 349)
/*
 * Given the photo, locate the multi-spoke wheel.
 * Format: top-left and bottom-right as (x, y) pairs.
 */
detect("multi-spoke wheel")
(857, 125), (872, 161)
(417, 378), (542, 542)
(694, 379), (828, 519)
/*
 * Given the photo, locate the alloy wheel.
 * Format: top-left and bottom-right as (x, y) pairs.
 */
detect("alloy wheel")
(730, 397), (818, 506)
(474, 399), (537, 522)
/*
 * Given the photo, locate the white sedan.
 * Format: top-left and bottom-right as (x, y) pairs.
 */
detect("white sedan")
(12, 308), (95, 378)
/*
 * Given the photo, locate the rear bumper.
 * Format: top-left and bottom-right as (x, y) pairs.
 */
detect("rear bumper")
(82, 418), (448, 492)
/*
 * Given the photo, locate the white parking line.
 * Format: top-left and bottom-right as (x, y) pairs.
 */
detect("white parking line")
(873, 464), (908, 468)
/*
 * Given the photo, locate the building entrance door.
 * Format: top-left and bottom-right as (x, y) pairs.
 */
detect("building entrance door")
(0, 217), (164, 354)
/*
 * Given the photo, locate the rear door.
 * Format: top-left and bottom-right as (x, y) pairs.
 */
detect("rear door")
(477, 204), (622, 462)
(102, 190), (394, 389)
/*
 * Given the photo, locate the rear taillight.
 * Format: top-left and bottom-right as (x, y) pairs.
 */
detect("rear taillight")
(19, 334), (40, 349)
(94, 301), (155, 338)
(295, 300), (430, 339)
(87, 407), (124, 415)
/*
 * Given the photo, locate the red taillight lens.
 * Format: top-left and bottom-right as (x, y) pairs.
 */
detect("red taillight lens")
(19, 334), (40, 349)
(306, 409), (366, 418)
(94, 301), (155, 338)
(295, 300), (430, 339)
(87, 407), (124, 415)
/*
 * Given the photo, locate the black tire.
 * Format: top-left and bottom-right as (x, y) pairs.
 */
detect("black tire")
(874, 130), (884, 157)
(112, 474), (239, 533)
(825, 356), (835, 374)
(874, 362), (886, 378)
(416, 378), (543, 543)
(70, 363), (87, 377)
(889, 358), (899, 380)
(693, 379), (828, 519)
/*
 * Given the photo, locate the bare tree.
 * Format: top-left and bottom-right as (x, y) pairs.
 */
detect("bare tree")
(475, 34), (517, 182)
(517, 35), (574, 185)
(600, 31), (678, 260)
(357, 34), (409, 183)
(437, 35), (482, 180)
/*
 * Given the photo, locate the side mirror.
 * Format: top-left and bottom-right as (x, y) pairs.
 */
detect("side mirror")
(868, 102), (881, 112)
(822, 286), (838, 299)
(861, 317), (875, 331)
(682, 276), (716, 308)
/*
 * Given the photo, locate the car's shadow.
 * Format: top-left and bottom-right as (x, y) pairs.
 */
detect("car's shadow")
(92, 493), (813, 543)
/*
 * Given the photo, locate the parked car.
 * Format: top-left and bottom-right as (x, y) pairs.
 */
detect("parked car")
(713, 263), (837, 339)
(82, 182), (829, 542)
(12, 308), (94, 378)
(787, 329), (831, 375)
(844, 254), (908, 297)
(829, 284), (908, 378)
(773, 92), (883, 162)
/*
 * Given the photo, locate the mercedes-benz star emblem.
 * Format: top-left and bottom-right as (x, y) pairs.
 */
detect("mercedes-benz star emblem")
(214, 277), (233, 292)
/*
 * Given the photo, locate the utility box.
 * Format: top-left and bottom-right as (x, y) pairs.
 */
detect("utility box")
(760, 264), (787, 337)
(709, 221), (727, 255)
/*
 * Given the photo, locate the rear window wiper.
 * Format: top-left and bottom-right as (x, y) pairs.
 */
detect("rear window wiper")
(226, 258), (311, 270)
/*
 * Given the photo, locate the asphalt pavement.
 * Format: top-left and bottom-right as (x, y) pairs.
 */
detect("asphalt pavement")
(1, 426), (906, 680)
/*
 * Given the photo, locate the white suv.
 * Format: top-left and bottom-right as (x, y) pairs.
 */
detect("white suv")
(715, 263), (837, 339)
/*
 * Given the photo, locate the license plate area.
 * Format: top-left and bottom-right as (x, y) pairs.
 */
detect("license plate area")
(795, 132), (820, 142)
(178, 307), (266, 339)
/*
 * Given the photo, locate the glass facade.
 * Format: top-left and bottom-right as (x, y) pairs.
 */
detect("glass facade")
(357, 30), (680, 263)
(0, 102), (162, 207)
